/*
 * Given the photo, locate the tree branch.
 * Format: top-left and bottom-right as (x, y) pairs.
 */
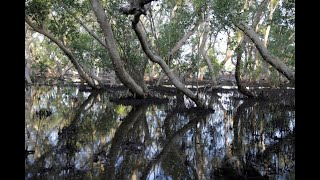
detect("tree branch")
(252, 0), (268, 30)
(235, 42), (256, 98)
(168, 18), (201, 57)
(156, 17), (201, 85)
(235, 22), (295, 83)
(199, 23), (217, 88)
(90, 0), (145, 97)
(25, 17), (97, 88)
(62, 4), (108, 49)
(133, 22), (206, 108)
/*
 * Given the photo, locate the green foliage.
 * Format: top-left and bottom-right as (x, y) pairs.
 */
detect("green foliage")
(212, 0), (246, 25)
(156, 3), (195, 58)
(208, 48), (221, 76)
(112, 12), (148, 75)
(33, 61), (49, 74)
(25, 0), (294, 85)
(192, 0), (208, 15)
(25, 0), (52, 27)
(262, 0), (295, 69)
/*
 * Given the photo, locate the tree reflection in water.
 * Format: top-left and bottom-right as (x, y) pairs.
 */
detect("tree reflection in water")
(25, 86), (295, 179)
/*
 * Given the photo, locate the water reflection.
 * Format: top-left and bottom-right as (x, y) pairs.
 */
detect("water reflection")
(25, 85), (295, 179)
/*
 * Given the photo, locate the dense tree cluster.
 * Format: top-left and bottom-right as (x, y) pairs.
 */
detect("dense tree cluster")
(25, 0), (295, 107)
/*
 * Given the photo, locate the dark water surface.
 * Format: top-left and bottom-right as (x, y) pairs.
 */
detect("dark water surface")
(25, 85), (295, 179)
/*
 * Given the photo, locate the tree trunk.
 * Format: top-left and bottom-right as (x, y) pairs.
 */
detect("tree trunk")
(25, 66), (33, 84)
(156, 19), (201, 86)
(235, 43), (256, 98)
(25, 32), (33, 83)
(248, 0), (269, 82)
(235, 23), (295, 83)
(220, 33), (244, 67)
(133, 22), (206, 108)
(199, 23), (218, 88)
(25, 18), (98, 88)
(252, 0), (268, 31)
(90, 0), (146, 98)
(261, 0), (279, 80)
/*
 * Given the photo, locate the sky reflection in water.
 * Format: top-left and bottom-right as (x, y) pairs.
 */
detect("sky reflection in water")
(25, 85), (295, 179)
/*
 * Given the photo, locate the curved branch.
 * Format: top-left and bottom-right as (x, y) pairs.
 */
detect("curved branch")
(235, 23), (295, 83)
(25, 17), (97, 88)
(90, 0), (145, 98)
(133, 22), (206, 108)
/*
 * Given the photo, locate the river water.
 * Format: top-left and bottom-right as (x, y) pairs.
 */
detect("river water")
(25, 85), (295, 179)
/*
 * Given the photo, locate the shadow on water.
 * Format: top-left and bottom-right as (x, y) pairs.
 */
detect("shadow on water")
(25, 85), (295, 180)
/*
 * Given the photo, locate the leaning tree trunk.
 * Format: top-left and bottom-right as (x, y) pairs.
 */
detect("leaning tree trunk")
(90, 0), (146, 98)
(25, 18), (98, 88)
(235, 22), (295, 84)
(133, 22), (206, 108)
(116, 0), (208, 108)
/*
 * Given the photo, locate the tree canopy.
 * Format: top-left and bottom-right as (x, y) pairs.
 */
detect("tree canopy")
(25, 0), (295, 106)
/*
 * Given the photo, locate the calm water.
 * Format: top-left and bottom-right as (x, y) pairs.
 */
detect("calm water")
(25, 85), (295, 179)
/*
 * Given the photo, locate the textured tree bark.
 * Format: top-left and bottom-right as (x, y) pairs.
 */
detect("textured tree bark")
(156, 66), (178, 86)
(90, 0), (146, 98)
(25, 18), (97, 88)
(235, 23), (295, 83)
